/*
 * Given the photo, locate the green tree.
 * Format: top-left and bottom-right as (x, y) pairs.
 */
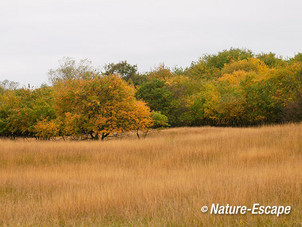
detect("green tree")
(203, 48), (254, 69)
(186, 48), (254, 79)
(271, 62), (302, 122)
(289, 53), (302, 63)
(103, 61), (141, 84)
(136, 79), (175, 124)
(256, 52), (285, 68)
(148, 64), (175, 81)
(0, 85), (55, 138)
(150, 111), (169, 128)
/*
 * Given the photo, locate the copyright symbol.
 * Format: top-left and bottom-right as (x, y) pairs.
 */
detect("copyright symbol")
(201, 206), (208, 213)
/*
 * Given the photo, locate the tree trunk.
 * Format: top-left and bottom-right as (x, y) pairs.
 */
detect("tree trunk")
(143, 129), (149, 138)
(101, 133), (109, 140)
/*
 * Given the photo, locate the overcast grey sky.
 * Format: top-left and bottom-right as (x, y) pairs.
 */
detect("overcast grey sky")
(1, 0), (302, 87)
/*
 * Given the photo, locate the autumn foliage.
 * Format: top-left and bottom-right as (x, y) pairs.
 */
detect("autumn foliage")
(53, 75), (152, 140)
(1, 74), (153, 139)
(1, 48), (302, 139)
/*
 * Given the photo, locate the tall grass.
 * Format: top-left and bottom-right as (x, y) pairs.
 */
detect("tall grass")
(0, 123), (301, 226)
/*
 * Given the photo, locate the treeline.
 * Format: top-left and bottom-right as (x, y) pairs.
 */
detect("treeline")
(1, 48), (302, 139)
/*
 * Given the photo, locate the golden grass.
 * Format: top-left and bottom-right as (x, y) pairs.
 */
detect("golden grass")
(0, 123), (301, 226)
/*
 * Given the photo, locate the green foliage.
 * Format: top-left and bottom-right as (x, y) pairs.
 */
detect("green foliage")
(242, 76), (282, 125)
(150, 111), (169, 128)
(203, 48), (254, 70)
(186, 48), (254, 79)
(136, 79), (174, 116)
(0, 85), (55, 137)
(184, 57), (293, 126)
(289, 53), (302, 63)
(103, 61), (144, 86)
(148, 64), (175, 81)
(271, 62), (302, 122)
(136, 78), (185, 126)
(1, 48), (302, 139)
(256, 52), (285, 68)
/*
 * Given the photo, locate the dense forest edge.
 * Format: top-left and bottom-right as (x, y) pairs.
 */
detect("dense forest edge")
(1, 48), (301, 140)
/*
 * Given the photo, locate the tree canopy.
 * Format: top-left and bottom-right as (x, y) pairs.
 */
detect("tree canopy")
(1, 48), (302, 139)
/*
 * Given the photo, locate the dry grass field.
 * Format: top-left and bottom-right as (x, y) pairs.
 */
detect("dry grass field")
(0, 123), (301, 226)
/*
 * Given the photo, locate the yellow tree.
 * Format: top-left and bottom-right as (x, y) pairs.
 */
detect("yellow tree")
(148, 64), (175, 81)
(222, 58), (268, 75)
(53, 75), (152, 140)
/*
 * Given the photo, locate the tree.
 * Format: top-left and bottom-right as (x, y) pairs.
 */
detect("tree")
(202, 48), (254, 70)
(49, 57), (99, 84)
(104, 61), (138, 82)
(256, 52), (285, 68)
(289, 53), (302, 63)
(271, 62), (302, 122)
(148, 64), (175, 81)
(34, 119), (60, 140)
(186, 48), (254, 80)
(53, 75), (152, 140)
(0, 85), (55, 138)
(136, 79), (175, 124)
(1, 49), (302, 139)
(242, 76), (282, 125)
(222, 58), (268, 75)
(0, 80), (19, 91)
(150, 111), (169, 128)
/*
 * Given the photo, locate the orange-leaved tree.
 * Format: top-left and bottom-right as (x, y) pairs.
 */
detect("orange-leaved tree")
(53, 75), (152, 140)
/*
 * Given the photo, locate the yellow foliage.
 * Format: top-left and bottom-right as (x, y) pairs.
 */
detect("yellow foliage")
(219, 70), (248, 85)
(148, 64), (174, 80)
(53, 75), (152, 139)
(222, 58), (268, 74)
(34, 119), (60, 139)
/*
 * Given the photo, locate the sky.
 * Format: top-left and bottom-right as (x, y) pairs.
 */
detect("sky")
(0, 0), (302, 87)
